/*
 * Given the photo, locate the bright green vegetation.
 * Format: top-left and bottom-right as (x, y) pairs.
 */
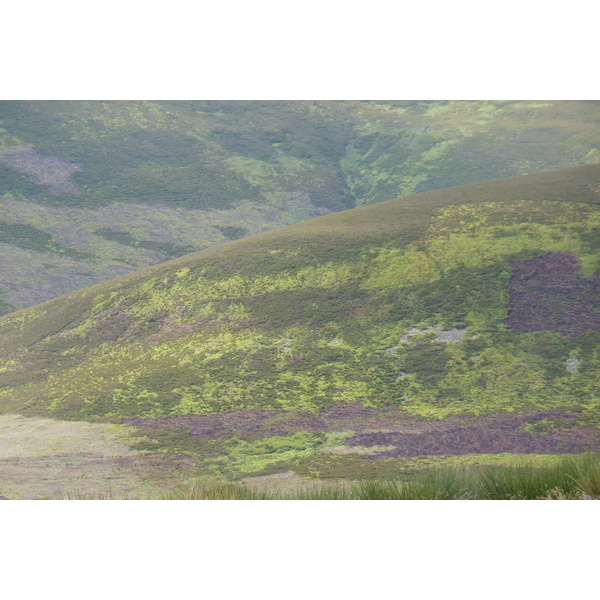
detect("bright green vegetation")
(0, 100), (598, 312)
(129, 428), (330, 478)
(0, 164), (599, 426)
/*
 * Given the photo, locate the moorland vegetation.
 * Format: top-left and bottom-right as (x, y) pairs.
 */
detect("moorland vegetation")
(0, 164), (598, 493)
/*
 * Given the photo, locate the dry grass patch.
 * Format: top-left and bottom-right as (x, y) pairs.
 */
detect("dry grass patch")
(0, 414), (139, 458)
(0, 414), (164, 499)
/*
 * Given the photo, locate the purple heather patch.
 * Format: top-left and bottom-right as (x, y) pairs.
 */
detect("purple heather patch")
(506, 252), (600, 338)
(0, 148), (81, 194)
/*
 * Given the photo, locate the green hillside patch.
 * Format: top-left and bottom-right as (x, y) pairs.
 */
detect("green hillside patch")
(0, 165), (599, 429)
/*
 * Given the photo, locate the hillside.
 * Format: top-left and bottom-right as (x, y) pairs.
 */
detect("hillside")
(0, 164), (599, 493)
(0, 100), (598, 314)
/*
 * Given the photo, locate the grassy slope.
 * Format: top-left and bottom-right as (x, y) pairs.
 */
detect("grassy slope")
(0, 163), (598, 421)
(0, 100), (598, 313)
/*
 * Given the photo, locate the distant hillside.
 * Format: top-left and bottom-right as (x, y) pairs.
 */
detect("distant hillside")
(0, 164), (598, 429)
(0, 100), (598, 313)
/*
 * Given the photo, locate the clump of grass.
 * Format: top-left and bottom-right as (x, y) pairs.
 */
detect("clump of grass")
(290, 486), (355, 500)
(161, 480), (356, 500)
(51, 488), (129, 500)
(564, 453), (600, 498)
(416, 467), (475, 500)
(477, 453), (600, 500)
(160, 481), (278, 500)
(478, 465), (569, 500)
(354, 480), (405, 500)
(352, 467), (475, 499)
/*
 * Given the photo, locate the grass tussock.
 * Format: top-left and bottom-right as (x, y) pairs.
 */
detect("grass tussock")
(52, 488), (130, 500)
(478, 453), (600, 500)
(159, 479), (355, 500)
(160, 481), (276, 500)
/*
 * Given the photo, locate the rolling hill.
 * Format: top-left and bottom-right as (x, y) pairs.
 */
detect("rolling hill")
(0, 164), (599, 495)
(0, 100), (598, 315)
